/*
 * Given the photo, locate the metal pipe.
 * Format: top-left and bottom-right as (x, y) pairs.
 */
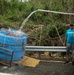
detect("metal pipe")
(20, 9), (74, 30)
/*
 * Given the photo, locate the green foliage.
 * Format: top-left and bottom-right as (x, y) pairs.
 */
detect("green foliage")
(47, 21), (66, 37)
(0, 15), (4, 21)
(0, 0), (74, 45)
(2, 20), (16, 28)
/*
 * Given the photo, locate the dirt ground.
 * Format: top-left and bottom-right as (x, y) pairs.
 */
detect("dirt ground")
(0, 60), (74, 75)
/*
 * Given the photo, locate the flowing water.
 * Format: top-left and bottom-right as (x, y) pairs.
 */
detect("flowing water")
(0, 28), (25, 38)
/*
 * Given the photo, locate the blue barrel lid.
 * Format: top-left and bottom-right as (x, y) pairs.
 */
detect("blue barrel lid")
(0, 28), (27, 38)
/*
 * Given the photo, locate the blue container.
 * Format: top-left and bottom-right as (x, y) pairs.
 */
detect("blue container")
(0, 28), (27, 61)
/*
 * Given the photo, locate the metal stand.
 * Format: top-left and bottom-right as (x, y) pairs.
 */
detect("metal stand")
(0, 47), (14, 67)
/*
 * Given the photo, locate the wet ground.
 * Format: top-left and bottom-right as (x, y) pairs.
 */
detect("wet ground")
(0, 60), (74, 75)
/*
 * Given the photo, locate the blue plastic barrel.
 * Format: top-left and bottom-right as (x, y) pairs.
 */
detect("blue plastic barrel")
(0, 28), (27, 61)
